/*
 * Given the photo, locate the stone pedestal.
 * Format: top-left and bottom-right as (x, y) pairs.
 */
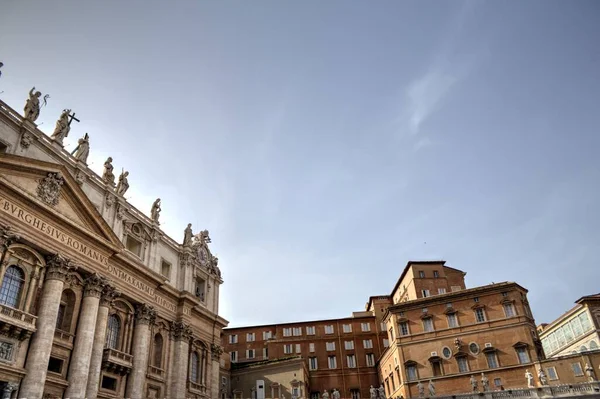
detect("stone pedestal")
(86, 285), (119, 399)
(125, 304), (156, 399)
(19, 255), (74, 399)
(64, 274), (106, 399)
(168, 321), (192, 399)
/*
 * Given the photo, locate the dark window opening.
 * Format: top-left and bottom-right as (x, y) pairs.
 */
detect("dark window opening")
(48, 357), (63, 373)
(101, 376), (118, 391)
(0, 142), (7, 153)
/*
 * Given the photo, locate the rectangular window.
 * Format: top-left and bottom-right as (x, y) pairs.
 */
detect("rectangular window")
(262, 331), (272, 340)
(328, 356), (337, 369)
(547, 367), (558, 380)
(380, 322), (386, 331)
(284, 344), (293, 354)
(161, 260), (171, 279)
(383, 339), (389, 348)
(125, 235), (143, 257)
(391, 374), (395, 390)
(48, 357), (63, 373)
(283, 328), (292, 337)
(230, 351), (237, 362)
(475, 308), (486, 323)
(326, 342), (336, 351)
(263, 347), (268, 359)
(451, 285), (462, 292)
(295, 344), (301, 353)
(293, 327), (302, 336)
(246, 333), (255, 342)
(366, 353), (375, 367)
(486, 352), (498, 368)
(572, 362), (584, 376)
(309, 343), (315, 352)
(344, 341), (354, 350)
(438, 287), (446, 294)
(343, 324), (352, 333)
(246, 349), (255, 359)
(421, 289), (430, 298)
(347, 355), (356, 368)
(361, 322), (371, 332)
(419, 271), (425, 278)
(407, 365), (418, 381)
(363, 339), (373, 349)
(457, 357), (469, 373)
(229, 334), (238, 344)
(433, 270), (439, 278)
(503, 303), (516, 317)
(399, 321), (409, 336)
(516, 347), (529, 364)
(306, 326), (316, 335)
(494, 378), (502, 388)
(309, 357), (318, 370)
(447, 313), (458, 328)
(389, 327), (395, 341)
(351, 389), (360, 399)
(423, 318), (434, 332)
(324, 325), (334, 334)
(101, 375), (117, 391)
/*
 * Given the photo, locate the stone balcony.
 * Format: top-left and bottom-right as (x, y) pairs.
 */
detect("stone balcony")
(147, 365), (166, 381)
(102, 348), (133, 375)
(434, 382), (600, 399)
(188, 380), (206, 395)
(53, 329), (75, 347)
(0, 303), (37, 340)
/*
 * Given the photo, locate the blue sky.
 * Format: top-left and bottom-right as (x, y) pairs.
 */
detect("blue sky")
(1, 1), (599, 327)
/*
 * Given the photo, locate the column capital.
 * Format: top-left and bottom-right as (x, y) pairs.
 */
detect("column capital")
(210, 343), (223, 361)
(83, 273), (108, 298)
(0, 224), (20, 251)
(134, 304), (156, 325)
(100, 284), (121, 307)
(170, 321), (193, 341)
(45, 253), (77, 282)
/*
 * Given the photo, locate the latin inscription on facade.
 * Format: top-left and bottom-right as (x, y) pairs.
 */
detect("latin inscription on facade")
(107, 265), (176, 312)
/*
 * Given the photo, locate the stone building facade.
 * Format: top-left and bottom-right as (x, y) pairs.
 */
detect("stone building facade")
(0, 97), (228, 398)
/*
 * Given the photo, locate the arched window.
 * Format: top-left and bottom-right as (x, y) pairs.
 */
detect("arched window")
(590, 341), (598, 350)
(0, 266), (25, 308)
(106, 315), (121, 350)
(580, 345), (588, 352)
(153, 334), (163, 367)
(190, 352), (199, 383)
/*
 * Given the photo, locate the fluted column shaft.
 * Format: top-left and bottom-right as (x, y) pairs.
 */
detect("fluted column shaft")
(64, 274), (106, 399)
(168, 321), (192, 399)
(125, 304), (156, 399)
(86, 285), (119, 399)
(20, 255), (75, 399)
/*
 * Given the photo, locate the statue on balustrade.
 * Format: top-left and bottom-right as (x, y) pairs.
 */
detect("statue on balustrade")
(51, 109), (71, 145)
(428, 380), (435, 397)
(481, 373), (490, 391)
(470, 375), (478, 392)
(538, 369), (548, 386)
(525, 369), (534, 388)
(416, 381), (424, 398)
(24, 87), (42, 122)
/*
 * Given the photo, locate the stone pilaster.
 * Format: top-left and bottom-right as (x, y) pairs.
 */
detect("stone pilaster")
(65, 274), (107, 399)
(86, 284), (120, 399)
(2, 382), (18, 399)
(20, 254), (76, 399)
(125, 304), (156, 399)
(210, 343), (223, 397)
(168, 321), (193, 399)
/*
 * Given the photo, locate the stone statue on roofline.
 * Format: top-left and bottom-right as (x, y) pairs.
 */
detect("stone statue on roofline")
(183, 223), (193, 246)
(416, 381), (424, 398)
(116, 170), (130, 196)
(379, 384), (387, 398)
(332, 388), (340, 399)
(102, 157), (115, 185)
(538, 369), (548, 385)
(23, 87), (42, 122)
(150, 198), (161, 224)
(370, 385), (377, 399)
(51, 109), (71, 145)
(525, 369), (534, 388)
(71, 133), (90, 163)
(322, 390), (329, 399)
(481, 373), (490, 391)
(470, 375), (478, 392)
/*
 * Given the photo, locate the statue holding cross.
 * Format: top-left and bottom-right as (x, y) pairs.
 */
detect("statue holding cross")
(51, 109), (80, 146)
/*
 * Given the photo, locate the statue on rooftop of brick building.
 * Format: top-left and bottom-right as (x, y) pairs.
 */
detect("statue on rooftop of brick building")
(322, 390), (329, 399)
(538, 369), (548, 385)
(379, 384), (387, 399)
(525, 369), (534, 388)
(416, 381), (424, 398)
(481, 373), (490, 391)
(470, 375), (478, 392)
(332, 389), (340, 399)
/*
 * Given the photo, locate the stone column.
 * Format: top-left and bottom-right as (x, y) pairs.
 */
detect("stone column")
(168, 321), (192, 399)
(125, 304), (156, 399)
(64, 274), (107, 399)
(20, 254), (75, 399)
(86, 284), (120, 399)
(210, 343), (224, 397)
(2, 382), (18, 399)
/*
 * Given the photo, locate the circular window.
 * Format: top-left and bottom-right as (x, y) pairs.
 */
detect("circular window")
(469, 342), (480, 355)
(442, 347), (452, 359)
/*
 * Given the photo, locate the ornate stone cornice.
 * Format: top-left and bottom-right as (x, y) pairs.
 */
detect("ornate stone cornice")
(100, 284), (120, 307)
(0, 225), (20, 251)
(211, 343), (223, 361)
(170, 321), (193, 342)
(83, 273), (107, 298)
(45, 254), (76, 282)
(134, 304), (156, 325)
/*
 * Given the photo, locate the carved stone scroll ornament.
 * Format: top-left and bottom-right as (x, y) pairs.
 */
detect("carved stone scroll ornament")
(83, 273), (108, 298)
(44, 254), (76, 282)
(170, 321), (193, 342)
(210, 343), (224, 361)
(134, 304), (156, 325)
(0, 225), (20, 251)
(100, 284), (120, 307)
(36, 172), (65, 206)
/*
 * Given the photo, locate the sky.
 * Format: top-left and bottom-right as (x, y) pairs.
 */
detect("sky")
(1, 1), (599, 328)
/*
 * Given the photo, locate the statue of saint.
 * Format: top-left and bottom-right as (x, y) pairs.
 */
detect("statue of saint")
(24, 87), (42, 122)
(322, 390), (329, 399)
(102, 157), (115, 184)
(116, 171), (130, 196)
(72, 134), (90, 163)
(332, 389), (340, 399)
(538, 369), (548, 385)
(428, 380), (435, 397)
(51, 109), (71, 145)
(150, 198), (161, 223)
(585, 363), (595, 382)
(369, 385), (377, 399)
(470, 375), (478, 392)
(416, 381), (424, 398)
(481, 373), (489, 391)
(378, 385), (387, 399)
(183, 223), (193, 246)
(525, 369), (534, 388)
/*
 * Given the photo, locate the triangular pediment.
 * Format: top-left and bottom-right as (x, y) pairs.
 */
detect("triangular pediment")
(0, 154), (122, 250)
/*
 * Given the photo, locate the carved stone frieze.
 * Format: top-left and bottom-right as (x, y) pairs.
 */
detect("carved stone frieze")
(210, 343), (224, 361)
(0, 225), (20, 251)
(100, 284), (121, 307)
(36, 172), (65, 207)
(83, 273), (107, 298)
(20, 133), (33, 148)
(134, 304), (156, 325)
(170, 321), (193, 342)
(44, 253), (76, 282)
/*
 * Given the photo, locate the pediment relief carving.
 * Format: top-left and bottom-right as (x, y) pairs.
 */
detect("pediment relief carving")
(122, 221), (152, 242)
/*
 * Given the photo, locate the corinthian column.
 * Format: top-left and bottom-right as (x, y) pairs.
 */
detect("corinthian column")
(125, 304), (156, 399)
(86, 284), (120, 399)
(20, 254), (75, 399)
(64, 274), (106, 399)
(168, 321), (193, 399)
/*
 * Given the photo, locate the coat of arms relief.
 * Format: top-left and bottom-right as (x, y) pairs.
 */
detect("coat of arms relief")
(36, 172), (65, 206)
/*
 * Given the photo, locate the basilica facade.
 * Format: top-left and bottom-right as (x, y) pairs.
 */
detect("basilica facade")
(0, 96), (228, 398)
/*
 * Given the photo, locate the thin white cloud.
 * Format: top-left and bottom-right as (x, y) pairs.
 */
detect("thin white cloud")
(413, 136), (436, 152)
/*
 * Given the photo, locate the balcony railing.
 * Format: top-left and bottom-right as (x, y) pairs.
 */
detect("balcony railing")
(102, 348), (133, 375)
(0, 304), (37, 340)
(147, 365), (166, 380)
(53, 329), (74, 345)
(188, 380), (206, 394)
(434, 382), (600, 399)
